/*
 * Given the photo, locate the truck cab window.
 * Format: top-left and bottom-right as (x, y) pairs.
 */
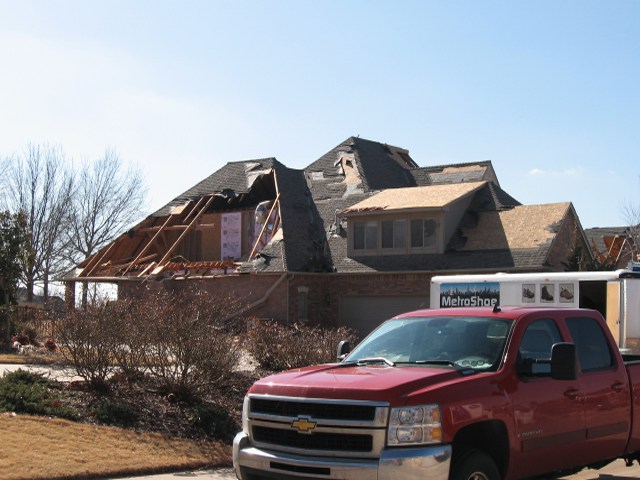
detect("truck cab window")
(566, 316), (614, 372)
(520, 319), (562, 360)
(519, 319), (562, 375)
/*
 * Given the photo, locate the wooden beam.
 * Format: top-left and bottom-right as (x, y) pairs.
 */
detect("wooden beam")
(183, 196), (208, 224)
(138, 223), (217, 233)
(154, 195), (216, 271)
(80, 242), (117, 278)
(249, 193), (281, 260)
(110, 253), (157, 271)
(122, 215), (174, 276)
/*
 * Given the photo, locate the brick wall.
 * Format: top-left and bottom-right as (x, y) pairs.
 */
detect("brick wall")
(118, 272), (432, 329)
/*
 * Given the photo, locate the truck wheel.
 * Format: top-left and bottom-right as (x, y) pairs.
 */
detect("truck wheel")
(450, 450), (500, 480)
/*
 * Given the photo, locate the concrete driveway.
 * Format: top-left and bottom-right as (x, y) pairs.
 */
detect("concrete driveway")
(115, 460), (639, 480)
(117, 468), (235, 479)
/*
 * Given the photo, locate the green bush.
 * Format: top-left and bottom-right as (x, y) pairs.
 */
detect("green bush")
(190, 402), (238, 441)
(94, 399), (139, 427)
(247, 321), (358, 372)
(0, 369), (77, 420)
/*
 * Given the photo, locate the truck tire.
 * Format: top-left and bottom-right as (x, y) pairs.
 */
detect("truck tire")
(450, 449), (500, 480)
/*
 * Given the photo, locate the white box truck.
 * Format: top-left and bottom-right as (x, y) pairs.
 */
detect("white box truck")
(430, 269), (640, 351)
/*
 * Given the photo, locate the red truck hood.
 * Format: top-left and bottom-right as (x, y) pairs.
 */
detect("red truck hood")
(249, 363), (465, 403)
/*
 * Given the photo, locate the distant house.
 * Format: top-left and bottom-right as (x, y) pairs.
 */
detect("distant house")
(63, 137), (591, 337)
(585, 226), (638, 270)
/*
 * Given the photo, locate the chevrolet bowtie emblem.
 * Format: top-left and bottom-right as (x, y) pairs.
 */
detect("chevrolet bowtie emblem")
(291, 417), (317, 433)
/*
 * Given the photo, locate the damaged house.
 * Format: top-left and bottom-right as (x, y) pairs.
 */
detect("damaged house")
(64, 137), (591, 337)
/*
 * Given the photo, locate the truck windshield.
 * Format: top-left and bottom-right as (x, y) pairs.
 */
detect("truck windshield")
(344, 316), (512, 371)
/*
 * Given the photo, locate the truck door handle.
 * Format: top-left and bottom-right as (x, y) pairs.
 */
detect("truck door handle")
(612, 382), (626, 393)
(564, 388), (581, 400)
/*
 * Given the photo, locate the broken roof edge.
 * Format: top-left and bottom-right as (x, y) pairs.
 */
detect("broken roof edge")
(544, 202), (595, 263)
(151, 157), (281, 218)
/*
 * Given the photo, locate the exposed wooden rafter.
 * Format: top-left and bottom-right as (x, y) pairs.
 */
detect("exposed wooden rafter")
(79, 242), (117, 278)
(151, 194), (216, 275)
(249, 192), (281, 260)
(122, 215), (176, 276)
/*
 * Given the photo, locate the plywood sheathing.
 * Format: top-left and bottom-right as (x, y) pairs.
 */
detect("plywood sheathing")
(462, 202), (571, 250)
(341, 182), (487, 214)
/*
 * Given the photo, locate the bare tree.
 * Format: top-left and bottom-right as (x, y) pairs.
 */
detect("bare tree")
(623, 180), (640, 264)
(64, 148), (147, 305)
(0, 157), (8, 210)
(4, 144), (74, 302)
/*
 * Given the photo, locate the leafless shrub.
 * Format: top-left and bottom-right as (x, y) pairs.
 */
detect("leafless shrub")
(247, 321), (358, 372)
(58, 285), (247, 398)
(56, 304), (121, 391)
(137, 287), (246, 400)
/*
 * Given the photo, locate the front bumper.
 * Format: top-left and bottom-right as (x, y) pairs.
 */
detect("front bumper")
(233, 432), (452, 480)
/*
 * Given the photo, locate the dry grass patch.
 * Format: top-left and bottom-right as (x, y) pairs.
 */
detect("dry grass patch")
(0, 352), (61, 365)
(0, 413), (231, 480)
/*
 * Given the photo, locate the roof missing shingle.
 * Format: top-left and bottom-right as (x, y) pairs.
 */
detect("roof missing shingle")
(462, 203), (571, 250)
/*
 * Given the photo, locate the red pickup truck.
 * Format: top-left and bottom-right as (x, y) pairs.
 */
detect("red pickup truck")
(233, 307), (640, 480)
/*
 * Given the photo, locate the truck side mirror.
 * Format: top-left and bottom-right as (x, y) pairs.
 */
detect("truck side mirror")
(337, 340), (351, 362)
(551, 342), (579, 381)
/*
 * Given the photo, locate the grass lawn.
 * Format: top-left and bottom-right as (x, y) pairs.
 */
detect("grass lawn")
(0, 413), (232, 480)
(0, 352), (59, 365)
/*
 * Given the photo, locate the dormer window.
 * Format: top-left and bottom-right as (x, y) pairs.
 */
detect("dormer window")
(341, 182), (487, 258)
(349, 214), (440, 255)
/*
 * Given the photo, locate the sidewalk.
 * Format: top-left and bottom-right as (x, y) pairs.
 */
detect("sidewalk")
(0, 362), (83, 382)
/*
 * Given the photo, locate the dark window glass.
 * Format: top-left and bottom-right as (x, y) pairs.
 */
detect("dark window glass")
(410, 218), (436, 248)
(354, 222), (365, 250)
(382, 220), (394, 249)
(566, 316), (613, 371)
(423, 219), (436, 247)
(519, 319), (562, 375)
(520, 319), (562, 360)
(411, 219), (423, 247)
(394, 219), (406, 248)
(382, 219), (406, 249)
(365, 222), (377, 250)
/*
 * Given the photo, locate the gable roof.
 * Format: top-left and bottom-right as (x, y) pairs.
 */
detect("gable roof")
(341, 182), (487, 214)
(67, 135), (582, 281)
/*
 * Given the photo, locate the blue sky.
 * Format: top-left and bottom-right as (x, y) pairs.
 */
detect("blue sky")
(0, 0), (638, 228)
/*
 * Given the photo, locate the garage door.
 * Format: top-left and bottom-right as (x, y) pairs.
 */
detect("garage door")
(340, 296), (429, 339)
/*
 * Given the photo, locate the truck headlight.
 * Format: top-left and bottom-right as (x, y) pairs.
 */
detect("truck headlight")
(242, 396), (250, 434)
(387, 404), (442, 446)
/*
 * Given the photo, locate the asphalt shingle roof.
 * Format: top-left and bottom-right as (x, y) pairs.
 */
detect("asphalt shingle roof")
(74, 135), (571, 278)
